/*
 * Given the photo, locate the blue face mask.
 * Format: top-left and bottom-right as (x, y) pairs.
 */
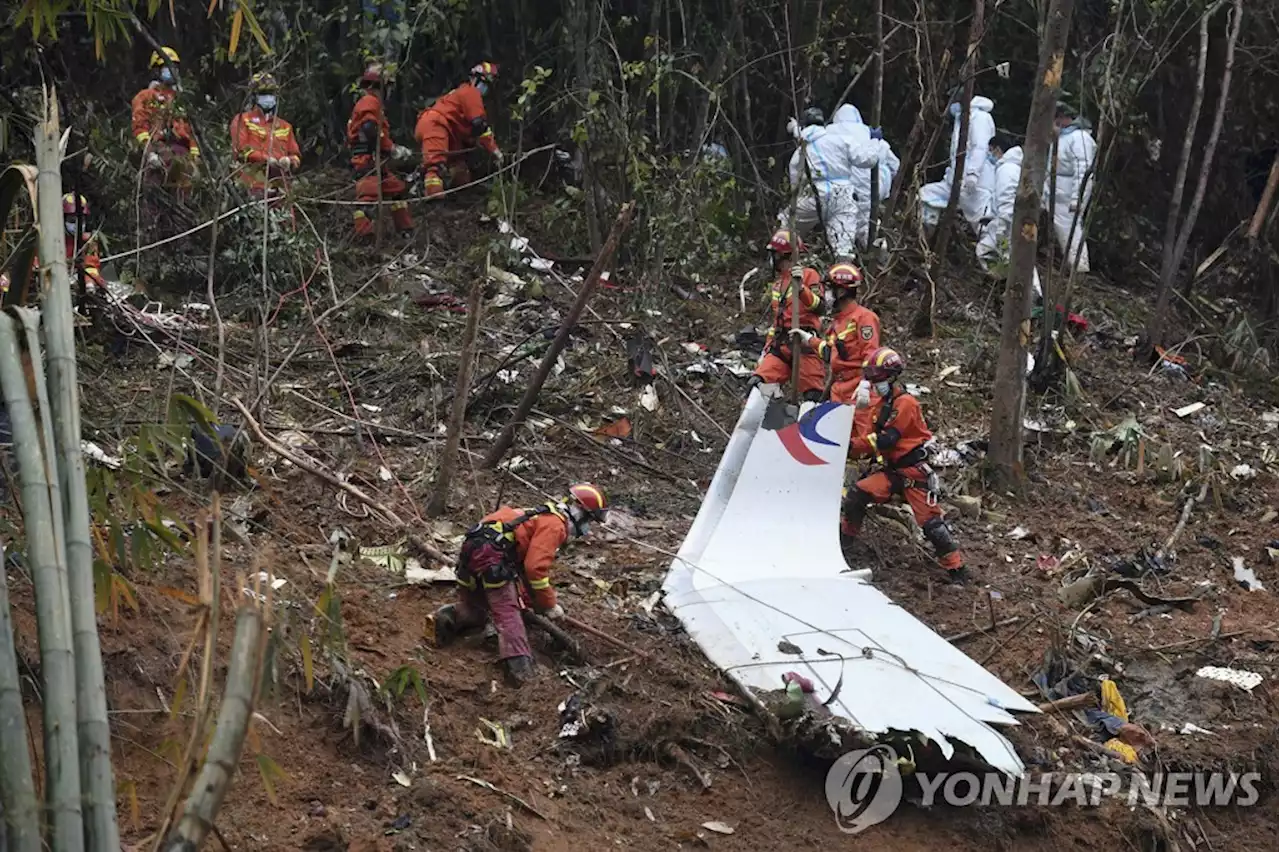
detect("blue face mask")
(875, 380), (892, 397)
(475, 80), (489, 96)
(159, 67), (175, 84)
(256, 94), (278, 113)
(987, 152), (999, 165)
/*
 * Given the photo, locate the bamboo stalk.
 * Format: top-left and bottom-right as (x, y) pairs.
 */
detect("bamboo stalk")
(35, 95), (121, 850)
(0, 313), (83, 850)
(163, 598), (265, 852)
(0, 543), (41, 852)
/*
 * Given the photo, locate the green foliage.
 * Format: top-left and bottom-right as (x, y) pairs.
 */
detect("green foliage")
(380, 663), (428, 706)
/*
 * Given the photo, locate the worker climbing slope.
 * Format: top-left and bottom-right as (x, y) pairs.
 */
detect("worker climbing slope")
(347, 63), (415, 239)
(842, 347), (966, 582)
(433, 483), (609, 685)
(230, 72), (302, 200)
(816, 260), (880, 404)
(746, 230), (826, 402)
(919, 95), (996, 234)
(415, 62), (504, 197)
(131, 47), (200, 193)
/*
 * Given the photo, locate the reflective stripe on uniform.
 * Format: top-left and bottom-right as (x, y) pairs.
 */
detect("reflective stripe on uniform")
(527, 577), (551, 590)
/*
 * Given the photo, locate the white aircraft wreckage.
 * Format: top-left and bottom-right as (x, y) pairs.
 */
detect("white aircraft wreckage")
(662, 388), (1038, 775)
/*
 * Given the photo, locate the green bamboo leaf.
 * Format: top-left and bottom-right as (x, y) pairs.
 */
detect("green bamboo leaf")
(256, 754), (288, 805)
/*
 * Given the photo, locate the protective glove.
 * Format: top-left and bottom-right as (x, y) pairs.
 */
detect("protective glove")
(869, 127), (884, 140)
(541, 603), (566, 620)
(793, 329), (815, 345)
(392, 144), (413, 161)
(854, 379), (871, 409)
(785, 117), (799, 138)
(963, 174), (978, 193)
(265, 156), (278, 168)
(493, 148), (505, 165)
(146, 152), (164, 169)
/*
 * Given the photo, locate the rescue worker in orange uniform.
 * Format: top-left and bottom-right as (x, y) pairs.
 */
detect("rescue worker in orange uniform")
(414, 62), (503, 197)
(1, 193), (105, 301)
(131, 47), (200, 189)
(816, 260), (880, 404)
(842, 347), (966, 582)
(229, 73), (302, 200)
(433, 483), (609, 684)
(346, 63), (415, 239)
(746, 230), (826, 401)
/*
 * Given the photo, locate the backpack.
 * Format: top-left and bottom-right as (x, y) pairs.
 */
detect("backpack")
(458, 504), (556, 586)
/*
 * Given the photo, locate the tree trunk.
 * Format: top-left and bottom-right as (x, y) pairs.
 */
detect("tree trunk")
(570, 0), (603, 252)
(866, 0), (885, 247)
(0, 542), (41, 852)
(988, 0), (1076, 493)
(426, 278), (485, 516)
(482, 202), (635, 469)
(1247, 155), (1278, 239)
(929, 0), (984, 267)
(36, 96), (121, 852)
(1145, 0), (1242, 350)
(1150, 7), (1212, 344)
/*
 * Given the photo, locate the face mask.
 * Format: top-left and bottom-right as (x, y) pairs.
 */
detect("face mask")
(64, 220), (79, 235)
(256, 94), (278, 112)
(987, 152), (999, 165)
(475, 81), (489, 96)
(823, 290), (836, 313)
(948, 102), (962, 119)
(159, 67), (175, 84)
(874, 381), (891, 397)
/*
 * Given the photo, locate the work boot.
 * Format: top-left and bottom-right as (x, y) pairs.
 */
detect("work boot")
(503, 655), (535, 687)
(946, 565), (970, 586)
(433, 604), (459, 647)
(352, 210), (375, 241)
(424, 170), (445, 197)
(391, 203), (415, 232)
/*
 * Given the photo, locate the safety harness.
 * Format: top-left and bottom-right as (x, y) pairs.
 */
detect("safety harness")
(457, 503), (562, 591)
(869, 388), (935, 504)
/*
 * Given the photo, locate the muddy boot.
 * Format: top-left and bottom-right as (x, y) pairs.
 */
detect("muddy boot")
(482, 619), (499, 650)
(946, 565), (970, 586)
(503, 655), (536, 687)
(433, 604), (459, 647)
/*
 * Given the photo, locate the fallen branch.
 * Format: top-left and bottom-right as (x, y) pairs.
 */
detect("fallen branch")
(456, 774), (549, 820)
(945, 616), (1021, 644)
(427, 277), (485, 516)
(664, 742), (712, 790)
(524, 611), (586, 662)
(482, 201), (636, 469)
(1159, 480), (1209, 559)
(230, 398), (450, 566)
(1037, 693), (1096, 713)
(560, 613), (653, 661)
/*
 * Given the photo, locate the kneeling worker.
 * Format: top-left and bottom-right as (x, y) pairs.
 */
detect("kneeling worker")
(433, 483), (609, 684)
(841, 347), (966, 582)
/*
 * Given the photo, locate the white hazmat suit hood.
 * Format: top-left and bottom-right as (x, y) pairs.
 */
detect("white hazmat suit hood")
(831, 105), (901, 246)
(918, 95), (996, 231)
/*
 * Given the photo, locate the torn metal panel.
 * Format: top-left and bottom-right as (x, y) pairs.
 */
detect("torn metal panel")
(663, 387), (1038, 775)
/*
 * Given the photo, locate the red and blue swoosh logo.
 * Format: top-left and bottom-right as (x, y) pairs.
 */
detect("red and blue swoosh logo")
(777, 402), (841, 465)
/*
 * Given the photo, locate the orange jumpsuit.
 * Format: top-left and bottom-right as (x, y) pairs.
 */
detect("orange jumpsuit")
(844, 387), (963, 573)
(229, 107), (302, 196)
(3, 233), (105, 302)
(818, 300), (880, 403)
(452, 505), (569, 661)
(753, 267), (826, 396)
(414, 82), (499, 195)
(346, 91), (413, 235)
(132, 84), (200, 189)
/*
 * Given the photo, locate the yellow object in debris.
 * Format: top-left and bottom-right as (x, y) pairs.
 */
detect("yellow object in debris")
(1103, 738), (1138, 763)
(1100, 679), (1128, 722)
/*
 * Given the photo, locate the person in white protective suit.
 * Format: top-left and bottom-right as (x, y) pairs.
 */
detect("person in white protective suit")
(918, 95), (996, 233)
(975, 132), (1021, 270)
(1047, 102), (1096, 273)
(830, 104), (901, 247)
(778, 106), (895, 256)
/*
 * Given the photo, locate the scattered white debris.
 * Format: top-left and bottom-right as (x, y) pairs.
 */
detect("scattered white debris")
(701, 821), (735, 835)
(1172, 402), (1206, 418)
(1195, 666), (1263, 692)
(81, 440), (122, 470)
(905, 383), (931, 396)
(937, 365), (961, 380)
(1179, 723), (1214, 736)
(378, 466), (393, 482)
(640, 385), (659, 412)
(157, 351), (194, 370)
(1008, 526), (1032, 540)
(1230, 556), (1265, 591)
(391, 771), (412, 788)
(496, 369), (520, 384)
(1229, 464), (1256, 481)
(499, 455), (529, 473)
(360, 403), (382, 413)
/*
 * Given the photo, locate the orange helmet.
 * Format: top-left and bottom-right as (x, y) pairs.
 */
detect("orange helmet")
(470, 61), (499, 85)
(62, 193), (89, 216)
(863, 347), (905, 383)
(766, 229), (804, 255)
(568, 482), (609, 522)
(827, 261), (863, 289)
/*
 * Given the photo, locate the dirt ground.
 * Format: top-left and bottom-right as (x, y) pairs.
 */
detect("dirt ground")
(7, 195), (1278, 851)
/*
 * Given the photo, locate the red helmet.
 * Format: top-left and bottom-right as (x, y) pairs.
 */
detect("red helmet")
(62, 193), (89, 216)
(863, 347), (905, 382)
(827, 261), (862, 289)
(568, 482), (609, 522)
(470, 62), (499, 85)
(767, 229), (805, 256)
(360, 63), (386, 86)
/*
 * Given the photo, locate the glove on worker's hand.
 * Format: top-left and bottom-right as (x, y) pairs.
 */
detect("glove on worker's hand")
(854, 379), (872, 409)
(869, 127), (884, 140)
(541, 603), (566, 620)
(146, 152), (164, 169)
(493, 148), (505, 165)
(962, 174), (978, 193)
(794, 329), (815, 345)
(785, 117), (799, 138)
(392, 144), (413, 162)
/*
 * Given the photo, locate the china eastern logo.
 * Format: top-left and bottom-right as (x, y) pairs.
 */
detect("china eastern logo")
(777, 401), (841, 465)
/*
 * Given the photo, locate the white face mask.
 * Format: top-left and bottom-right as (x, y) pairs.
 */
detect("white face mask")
(256, 94), (278, 112)
(874, 381), (891, 397)
(159, 67), (176, 84)
(64, 220), (79, 235)
(823, 290), (835, 313)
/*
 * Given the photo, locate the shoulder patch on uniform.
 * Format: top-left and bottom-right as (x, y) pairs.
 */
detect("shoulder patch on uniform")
(860, 325), (875, 340)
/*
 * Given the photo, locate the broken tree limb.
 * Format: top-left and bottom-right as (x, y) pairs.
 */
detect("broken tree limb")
(524, 611), (586, 662)
(1159, 480), (1209, 559)
(1038, 693), (1096, 713)
(944, 616), (1022, 644)
(427, 278), (485, 516)
(1247, 155), (1278, 240)
(456, 775), (549, 820)
(230, 398), (451, 567)
(482, 201), (636, 469)
(559, 613), (654, 661)
(664, 742), (712, 790)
